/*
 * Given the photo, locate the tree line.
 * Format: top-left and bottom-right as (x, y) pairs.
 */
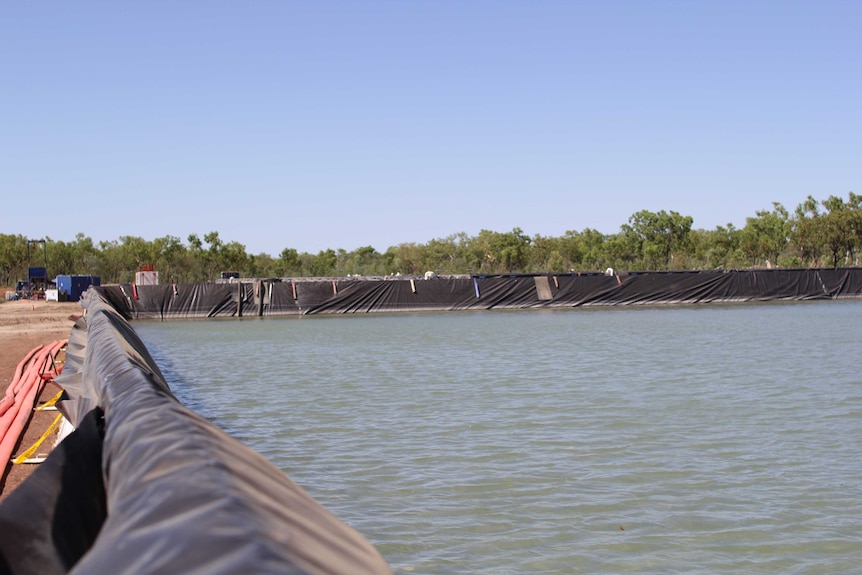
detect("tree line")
(1, 193), (860, 287)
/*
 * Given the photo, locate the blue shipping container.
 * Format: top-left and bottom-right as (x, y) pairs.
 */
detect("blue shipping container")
(56, 275), (101, 302)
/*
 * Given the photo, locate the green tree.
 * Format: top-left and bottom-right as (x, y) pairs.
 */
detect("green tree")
(689, 224), (743, 270)
(529, 234), (569, 273)
(820, 194), (862, 267)
(310, 249), (337, 276)
(279, 248), (303, 277)
(423, 233), (472, 274)
(790, 196), (823, 267)
(344, 246), (384, 276)
(740, 203), (790, 267)
(0, 234), (28, 287)
(154, 235), (185, 283)
(384, 243), (423, 275)
(575, 228), (609, 271)
(222, 241), (250, 276)
(203, 231), (224, 279)
(7, 189), (861, 285)
(185, 234), (206, 281)
(97, 240), (125, 283)
(604, 231), (639, 271)
(71, 234), (100, 274)
(624, 210), (694, 269)
(120, 236), (156, 271)
(248, 253), (277, 278)
(552, 230), (585, 271)
(46, 238), (75, 276)
(471, 228), (531, 273)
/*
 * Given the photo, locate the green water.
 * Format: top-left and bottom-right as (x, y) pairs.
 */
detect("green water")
(134, 301), (862, 574)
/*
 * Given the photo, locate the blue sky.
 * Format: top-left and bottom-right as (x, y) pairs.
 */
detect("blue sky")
(1, 2), (859, 256)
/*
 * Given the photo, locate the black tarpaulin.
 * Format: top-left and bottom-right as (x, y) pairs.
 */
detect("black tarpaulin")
(96, 269), (862, 319)
(70, 293), (391, 574)
(0, 408), (106, 575)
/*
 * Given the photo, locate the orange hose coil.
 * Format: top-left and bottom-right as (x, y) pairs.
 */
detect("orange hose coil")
(0, 340), (67, 470)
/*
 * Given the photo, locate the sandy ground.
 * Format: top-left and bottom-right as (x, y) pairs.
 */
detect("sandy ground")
(0, 299), (83, 500)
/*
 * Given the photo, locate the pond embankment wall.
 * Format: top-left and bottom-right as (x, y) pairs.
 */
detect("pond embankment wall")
(0, 291), (393, 574)
(95, 268), (862, 320)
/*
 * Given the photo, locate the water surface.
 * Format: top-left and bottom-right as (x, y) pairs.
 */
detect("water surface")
(134, 301), (862, 574)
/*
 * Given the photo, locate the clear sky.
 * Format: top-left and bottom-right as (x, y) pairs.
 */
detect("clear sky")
(1, 2), (859, 256)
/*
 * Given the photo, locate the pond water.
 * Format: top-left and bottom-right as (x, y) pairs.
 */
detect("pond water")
(134, 300), (862, 574)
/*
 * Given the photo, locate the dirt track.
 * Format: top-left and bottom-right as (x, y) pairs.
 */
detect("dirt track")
(0, 299), (83, 499)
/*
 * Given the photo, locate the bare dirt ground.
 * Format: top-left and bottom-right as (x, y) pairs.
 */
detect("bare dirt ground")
(0, 299), (83, 500)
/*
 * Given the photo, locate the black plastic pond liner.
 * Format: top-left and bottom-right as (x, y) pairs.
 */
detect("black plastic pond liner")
(96, 268), (862, 320)
(0, 408), (106, 575)
(0, 292), (392, 575)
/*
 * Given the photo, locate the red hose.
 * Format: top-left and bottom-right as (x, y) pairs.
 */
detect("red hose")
(0, 341), (66, 471)
(0, 345), (43, 418)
